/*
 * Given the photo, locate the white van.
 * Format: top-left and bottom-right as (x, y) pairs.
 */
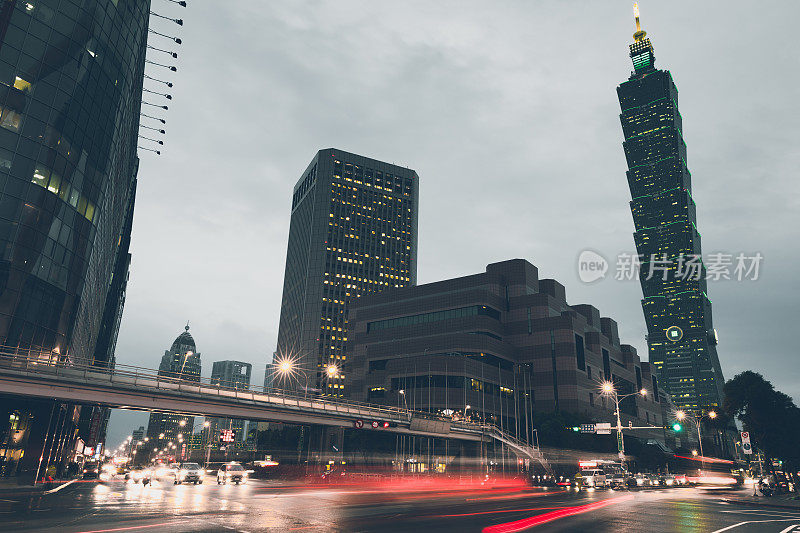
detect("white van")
(580, 469), (607, 488)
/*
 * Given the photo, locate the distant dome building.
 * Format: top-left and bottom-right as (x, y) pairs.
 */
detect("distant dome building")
(145, 325), (202, 455)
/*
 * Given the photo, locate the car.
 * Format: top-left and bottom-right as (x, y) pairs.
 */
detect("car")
(673, 474), (688, 486)
(153, 463), (179, 481)
(82, 461), (100, 479)
(633, 473), (651, 487)
(174, 462), (203, 485)
(217, 462), (247, 485)
(608, 472), (631, 489)
(578, 469), (607, 488)
(126, 465), (152, 484)
(205, 462), (227, 476)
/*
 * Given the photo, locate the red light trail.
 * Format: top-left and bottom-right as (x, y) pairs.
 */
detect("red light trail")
(482, 495), (634, 533)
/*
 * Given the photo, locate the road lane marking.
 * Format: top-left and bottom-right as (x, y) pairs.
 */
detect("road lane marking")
(778, 525), (799, 533)
(75, 523), (174, 533)
(44, 478), (77, 494)
(431, 507), (567, 518)
(720, 510), (800, 518)
(711, 519), (800, 533)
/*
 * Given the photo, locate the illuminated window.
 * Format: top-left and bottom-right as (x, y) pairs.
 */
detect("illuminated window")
(13, 76), (31, 92)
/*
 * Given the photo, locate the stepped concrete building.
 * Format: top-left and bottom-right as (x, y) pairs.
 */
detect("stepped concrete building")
(350, 259), (679, 448)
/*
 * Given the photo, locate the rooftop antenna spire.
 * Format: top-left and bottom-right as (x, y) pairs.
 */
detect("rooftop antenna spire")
(633, 3), (647, 42)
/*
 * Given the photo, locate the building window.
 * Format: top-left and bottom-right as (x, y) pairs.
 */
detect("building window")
(635, 366), (643, 395)
(587, 366), (592, 380)
(575, 334), (585, 371)
(9, 411), (20, 431)
(527, 307), (532, 335)
(366, 304), (501, 332)
(589, 393), (594, 406)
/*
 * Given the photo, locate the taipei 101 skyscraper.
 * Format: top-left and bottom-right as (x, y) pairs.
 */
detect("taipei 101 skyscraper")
(616, 5), (726, 414)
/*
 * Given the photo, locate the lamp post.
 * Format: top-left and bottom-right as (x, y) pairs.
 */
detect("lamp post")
(600, 381), (648, 462)
(275, 357), (312, 397)
(675, 409), (717, 468)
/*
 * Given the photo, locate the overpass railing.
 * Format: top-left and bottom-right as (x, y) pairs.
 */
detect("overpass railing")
(0, 348), (482, 433)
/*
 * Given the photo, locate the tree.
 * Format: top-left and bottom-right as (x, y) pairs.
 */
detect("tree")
(723, 371), (800, 469)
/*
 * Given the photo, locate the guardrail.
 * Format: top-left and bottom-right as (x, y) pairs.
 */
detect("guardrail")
(0, 349), (552, 463)
(0, 350), (484, 433)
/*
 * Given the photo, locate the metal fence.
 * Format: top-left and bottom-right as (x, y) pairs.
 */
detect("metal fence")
(0, 348), (486, 434)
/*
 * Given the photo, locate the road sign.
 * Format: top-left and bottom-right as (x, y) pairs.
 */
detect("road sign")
(353, 419), (364, 429)
(219, 429), (235, 443)
(580, 424), (596, 434)
(596, 422), (612, 435)
(741, 431), (752, 455)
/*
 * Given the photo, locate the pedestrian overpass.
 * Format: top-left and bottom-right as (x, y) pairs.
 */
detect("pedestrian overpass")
(0, 352), (549, 471)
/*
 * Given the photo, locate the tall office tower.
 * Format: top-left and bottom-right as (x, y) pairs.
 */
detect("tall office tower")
(617, 7), (725, 412)
(275, 149), (419, 396)
(208, 360), (251, 443)
(146, 327), (201, 449)
(0, 1), (150, 480)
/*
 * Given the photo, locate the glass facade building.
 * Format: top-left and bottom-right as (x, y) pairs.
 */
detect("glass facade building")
(207, 360), (251, 443)
(0, 0), (149, 480)
(146, 326), (200, 453)
(275, 148), (419, 396)
(617, 21), (725, 412)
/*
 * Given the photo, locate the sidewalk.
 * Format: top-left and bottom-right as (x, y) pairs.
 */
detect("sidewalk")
(0, 477), (76, 497)
(722, 492), (800, 510)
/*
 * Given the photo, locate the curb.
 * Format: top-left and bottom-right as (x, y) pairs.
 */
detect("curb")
(0, 479), (77, 497)
(721, 497), (800, 510)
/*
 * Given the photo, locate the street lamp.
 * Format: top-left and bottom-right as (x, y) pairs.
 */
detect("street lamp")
(675, 409), (717, 465)
(274, 357), (311, 397)
(600, 381), (648, 462)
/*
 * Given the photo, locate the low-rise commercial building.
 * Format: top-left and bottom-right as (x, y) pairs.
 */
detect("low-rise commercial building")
(350, 259), (683, 448)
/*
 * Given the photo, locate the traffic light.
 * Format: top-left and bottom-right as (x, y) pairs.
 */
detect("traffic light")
(572, 426), (581, 433)
(672, 423), (682, 432)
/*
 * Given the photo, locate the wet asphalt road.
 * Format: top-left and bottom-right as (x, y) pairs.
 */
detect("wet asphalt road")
(1, 477), (799, 532)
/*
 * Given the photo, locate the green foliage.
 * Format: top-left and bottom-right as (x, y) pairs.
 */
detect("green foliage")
(724, 371), (800, 469)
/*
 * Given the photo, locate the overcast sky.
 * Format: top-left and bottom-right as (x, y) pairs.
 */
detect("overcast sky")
(106, 1), (800, 447)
